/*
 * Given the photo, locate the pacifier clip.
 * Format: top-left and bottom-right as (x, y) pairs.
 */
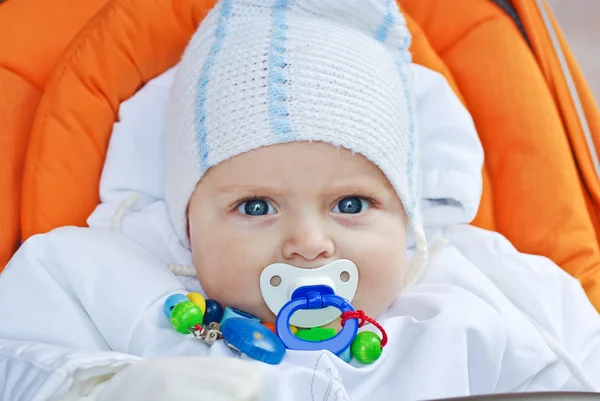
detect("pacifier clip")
(163, 285), (387, 366)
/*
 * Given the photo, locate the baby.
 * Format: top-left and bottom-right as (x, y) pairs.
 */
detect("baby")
(1, 0), (600, 400)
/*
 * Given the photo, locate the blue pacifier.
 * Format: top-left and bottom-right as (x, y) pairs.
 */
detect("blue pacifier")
(260, 260), (360, 355)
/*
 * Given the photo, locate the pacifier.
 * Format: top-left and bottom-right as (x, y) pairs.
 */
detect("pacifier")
(259, 259), (359, 328)
(163, 259), (387, 365)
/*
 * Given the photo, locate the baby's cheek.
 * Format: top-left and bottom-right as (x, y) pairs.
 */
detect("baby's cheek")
(195, 250), (249, 295)
(355, 254), (405, 317)
(193, 239), (273, 319)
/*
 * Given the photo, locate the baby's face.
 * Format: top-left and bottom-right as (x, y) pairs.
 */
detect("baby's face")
(188, 142), (407, 325)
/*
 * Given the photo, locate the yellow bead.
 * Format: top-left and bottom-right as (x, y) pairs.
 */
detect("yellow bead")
(187, 292), (206, 315)
(290, 325), (298, 335)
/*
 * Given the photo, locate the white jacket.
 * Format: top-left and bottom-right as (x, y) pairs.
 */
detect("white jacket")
(1, 65), (599, 401)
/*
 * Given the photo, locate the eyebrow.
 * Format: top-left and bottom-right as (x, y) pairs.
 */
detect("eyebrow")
(323, 178), (395, 193)
(215, 184), (288, 197)
(214, 178), (394, 197)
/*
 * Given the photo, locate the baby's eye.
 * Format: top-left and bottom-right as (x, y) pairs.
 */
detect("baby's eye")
(237, 199), (276, 216)
(332, 197), (370, 214)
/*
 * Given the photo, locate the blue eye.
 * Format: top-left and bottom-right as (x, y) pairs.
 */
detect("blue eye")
(333, 197), (370, 214)
(237, 199), (276, 216)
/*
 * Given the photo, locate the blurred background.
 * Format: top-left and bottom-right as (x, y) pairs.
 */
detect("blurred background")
(548, 0), (600, 103)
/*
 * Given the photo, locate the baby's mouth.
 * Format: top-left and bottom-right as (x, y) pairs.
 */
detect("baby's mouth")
(259, 259), (359, 328)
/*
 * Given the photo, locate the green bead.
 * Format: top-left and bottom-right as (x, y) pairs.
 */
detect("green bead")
(295, 327), (337, 342)
(170, 301), (204, 334)
(351, 331), (382, 364)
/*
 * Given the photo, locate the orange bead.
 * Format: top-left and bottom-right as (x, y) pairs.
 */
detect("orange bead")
(263, 322), (277, 334)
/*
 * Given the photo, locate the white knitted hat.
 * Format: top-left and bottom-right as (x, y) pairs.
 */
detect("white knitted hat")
(165, 0), (428, 283)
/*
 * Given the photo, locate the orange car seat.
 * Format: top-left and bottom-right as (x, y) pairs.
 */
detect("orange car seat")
(1, 0), (599, 311)
(0, 0), (110, 268)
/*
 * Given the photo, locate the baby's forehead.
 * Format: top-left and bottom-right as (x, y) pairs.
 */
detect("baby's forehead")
(199, 141), (396, 195)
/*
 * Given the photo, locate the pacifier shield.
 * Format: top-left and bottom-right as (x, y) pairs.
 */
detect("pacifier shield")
(260, 259), (359, 328)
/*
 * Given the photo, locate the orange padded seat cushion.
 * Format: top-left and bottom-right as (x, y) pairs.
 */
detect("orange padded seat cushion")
(0, 0), (109, 268)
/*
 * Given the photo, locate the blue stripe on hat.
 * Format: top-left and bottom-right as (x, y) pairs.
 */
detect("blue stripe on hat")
(196, 0), (234, 173)
(268, 0), (294, 142)
(376, 1), (416, 217)
(376, 0), (395, 42)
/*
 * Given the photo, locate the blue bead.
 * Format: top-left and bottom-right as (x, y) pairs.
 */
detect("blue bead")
(337, 346), (352, 363)
(220, 306), (261, 326)
(163, 294), (188, 318)
(203, 299), (225, 325)
(221, 318), (286, 365)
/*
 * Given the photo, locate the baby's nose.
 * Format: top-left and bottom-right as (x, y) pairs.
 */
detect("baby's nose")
(281, 221), (334, 262)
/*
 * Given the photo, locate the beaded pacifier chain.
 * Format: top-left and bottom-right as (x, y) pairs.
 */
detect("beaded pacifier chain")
(164, 285), (387, 365)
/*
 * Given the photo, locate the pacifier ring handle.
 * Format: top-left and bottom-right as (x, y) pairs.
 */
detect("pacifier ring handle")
(275, 291), (358, 356)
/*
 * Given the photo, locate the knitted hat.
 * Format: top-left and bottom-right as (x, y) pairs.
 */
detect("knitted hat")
(165, 0), (428, 284)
